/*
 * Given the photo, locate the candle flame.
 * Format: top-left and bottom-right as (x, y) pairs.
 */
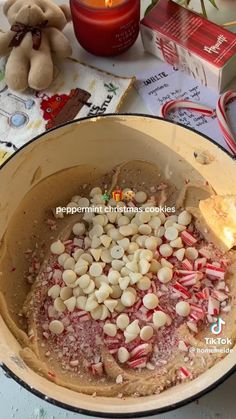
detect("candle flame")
(105, 0), (112, 7)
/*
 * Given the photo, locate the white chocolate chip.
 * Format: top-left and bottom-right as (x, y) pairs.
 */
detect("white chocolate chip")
(164, 226), (178, 241)
(83, 280), (95, 294)
(160, 258), (173, 269)
(139, 249), (153, 261)
(63, 257), (76, 270)
(135, 191), (147, 203)
(72, 223), (85, 236)
(89, 263), (103, 277)
(178, 210), (192, 226)
(50, 240), (65, 255)
(143, 293), (159, 310)
(58, 253), (70, 266)
(119, 225), (133, 237)
(103, 323), (117, 337)
(139, 259), (150, 275)
(153, 311), (167, 328)
(100, 234), (112, 248)
(127, 242), (139, 254)
(126, 261), (139, 273)
(64, 296), (76, 312)
(138, 224), (152, 235)
(54, 297), (66, 313)
(100, 304), (110, 321)
(85, 297), (98, 312)
(112, 259), (125, 271)
(76, 296), (87, 310)
(91, 236), (101, 249)
(78, 197), (90, 208)
(108, 228), (123, 241)
(126, 319), (140, 335)
(72, 249), (84, 262)
(129, 272), (142, 285)
(121, 291), (136, 307)
(145, 236), (159, 250)
(60, 287), (73, 301)
(176, 301), (191, 317)
(116, 313), (130, 330)
(91, 305), (103, 320)
(93, 214), (106, 226)
(110, 245), (125, 260)
(77, 274), (91, 289)
(62, 270), (77, 285)
(170, 237), (183, 248)
(159, 244), (173, 257)
(149, 216), (161, 229)
(48, 285), (61, 299)
(90, 248), (102, 262)
(140, 325), (154, 341)
(149, 259), (161, 273)
(117, 238), (130, 250)
(74, 259), (89, 276)
(185, 247), (198, 260)
(89, 225), (104, 238)
(110, 285), (122, 299)
(108, 270), (120, 285)
(137, 212), (151, 224)
(157, 267), (173, 284)
(49, 320), (64, 335)
(104, 299), (118, 313)
(174, 248), (185, 261)
(118, 347), (130, 363)
(118, 216), (130, 227)
(90, 187), (102, 197)
(119, 276), (130, 291)
(137, 276), (151, 291)
(101, 249), (113, 264)
(156, 226), (165, 238)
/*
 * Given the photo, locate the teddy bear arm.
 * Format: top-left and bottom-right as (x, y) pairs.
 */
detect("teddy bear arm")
(0, 30), (14, 56)
(47, 27), (72, 58)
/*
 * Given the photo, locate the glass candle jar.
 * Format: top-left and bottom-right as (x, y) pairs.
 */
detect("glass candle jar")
(70, 0), (141, 56)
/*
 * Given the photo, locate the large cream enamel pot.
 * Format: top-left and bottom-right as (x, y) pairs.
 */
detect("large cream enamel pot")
(0, 115), (235, 417)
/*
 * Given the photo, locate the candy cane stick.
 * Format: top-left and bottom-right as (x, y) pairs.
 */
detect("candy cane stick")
(159, 100), (215, 118)
(216, 90), (236, 155)
(160, 96), (236, 156)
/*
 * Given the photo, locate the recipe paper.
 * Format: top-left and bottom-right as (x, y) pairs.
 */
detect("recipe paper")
(135, 63), (236, 153)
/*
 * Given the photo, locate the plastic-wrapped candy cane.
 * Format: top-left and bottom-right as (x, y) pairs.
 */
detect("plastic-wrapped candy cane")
(160, 95), (236, 156)
(216, 90), (236, 155)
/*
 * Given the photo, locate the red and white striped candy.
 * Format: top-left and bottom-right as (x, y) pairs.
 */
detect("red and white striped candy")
(216, 90), (236, 155)
(206, 264), (225, 280)
(179, 366), (191, 379)
(179, 273), (197, 287)
(160, 100), (214, 119)
(181, 231), (198, 246)
(130, 343), (152, 360)
(208, 296), (220, 316)
(172, 282), (192, 299)
(211, 289), (228, 302)
(182, 259), (193, 271)
(127, 356), (147, 369)
(194, 258), (207, 271)
(91, 362), (103, 376)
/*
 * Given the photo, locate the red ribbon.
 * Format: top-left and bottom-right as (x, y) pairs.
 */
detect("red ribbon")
(9, 20), (48, 50)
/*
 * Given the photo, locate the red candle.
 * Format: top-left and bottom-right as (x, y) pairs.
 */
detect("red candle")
(70, 0), (140, 56)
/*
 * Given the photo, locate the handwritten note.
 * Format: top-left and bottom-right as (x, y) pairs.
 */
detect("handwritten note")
(135, 63), (236, 153)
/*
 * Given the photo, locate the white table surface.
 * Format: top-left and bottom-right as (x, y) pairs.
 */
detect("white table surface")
(0, 0), (236, 418)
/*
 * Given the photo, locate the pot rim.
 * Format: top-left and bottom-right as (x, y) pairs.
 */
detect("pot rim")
(0, 113), (235, 417)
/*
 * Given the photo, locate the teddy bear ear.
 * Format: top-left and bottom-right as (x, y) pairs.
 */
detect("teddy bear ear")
(3, 0), (15, 16)
(59, 4), (72, 23)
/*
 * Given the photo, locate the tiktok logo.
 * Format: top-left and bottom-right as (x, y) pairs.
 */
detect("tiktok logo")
(210, 317), (226, 335)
